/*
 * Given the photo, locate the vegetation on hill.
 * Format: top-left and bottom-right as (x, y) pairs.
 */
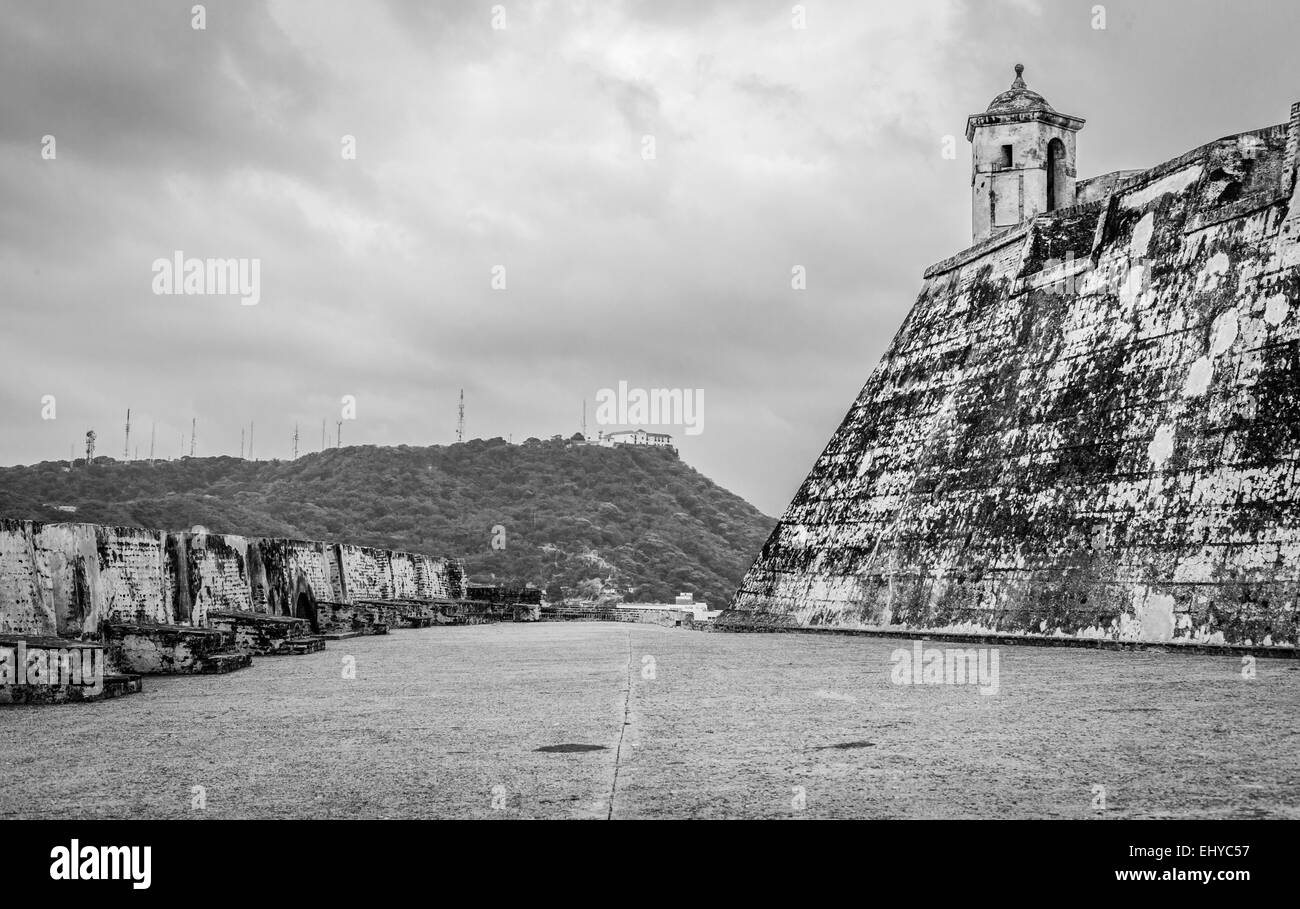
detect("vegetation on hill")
(0, 438), (774, 607)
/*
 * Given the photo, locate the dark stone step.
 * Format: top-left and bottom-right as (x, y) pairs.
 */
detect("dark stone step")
(101, 673), (143, 699)
(283, 636), (326, 654)
(197, 650), (253, 674)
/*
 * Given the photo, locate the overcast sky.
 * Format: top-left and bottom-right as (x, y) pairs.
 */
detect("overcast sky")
(2, 0), (1298, 515)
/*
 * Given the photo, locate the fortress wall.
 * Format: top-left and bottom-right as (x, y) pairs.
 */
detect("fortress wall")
(0, 521), (54, 635)
(411, 554), (437, 599)
(46, 524), (169, 633)
(0, 521), (170, 637)
(333, 545), (467, 601)
(337, 544), (396, 601)
(1, 520), (474, 637)
(445, 559), (468, 600)
(254, 539), (335, 615)
(164, 532), (253, 626)
(389, 552), (421, 599)
(1283, 102), (1300, 194)
(726, 122), (1300, 648)
(413, 555), (458, 599)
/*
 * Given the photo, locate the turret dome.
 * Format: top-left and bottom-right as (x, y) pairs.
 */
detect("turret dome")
(986, 64), (1055, 114)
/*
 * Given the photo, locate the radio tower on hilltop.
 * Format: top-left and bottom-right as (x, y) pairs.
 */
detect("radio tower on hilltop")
(190, 418), (196, 457)
(123, 408), (131, 460)
(457, 389), (465, 443)
(292, 423), (300, 459)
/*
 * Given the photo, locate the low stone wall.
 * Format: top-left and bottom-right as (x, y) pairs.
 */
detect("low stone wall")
(314, 600), (390, 636)
(101, 623), (252, 675)
(206, 611), (318, 655)
(540, 605), (693, 627)
(0, 634), (136, 704)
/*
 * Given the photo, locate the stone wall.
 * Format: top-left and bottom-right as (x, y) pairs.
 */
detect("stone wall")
(336, 543), (395, 601)
(1282, 102), (1300, 195)
(332, 543), (466, 602)
(725, 111), (1300, 650)
(0, 521), (170, 638)
(0, 519), (469, 639)
(165, 532), (253, 626)
(540, 605), (691, 627)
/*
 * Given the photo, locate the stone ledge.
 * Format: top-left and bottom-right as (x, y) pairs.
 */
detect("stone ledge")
(712, 621), (1299, 658)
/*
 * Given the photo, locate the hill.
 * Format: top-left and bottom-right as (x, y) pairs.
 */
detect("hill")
(0, 438), (774, 607)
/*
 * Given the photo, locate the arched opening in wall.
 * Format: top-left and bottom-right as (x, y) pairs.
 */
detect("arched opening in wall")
(1047, 138), (1068, 211)
(293, 580), (320, 634)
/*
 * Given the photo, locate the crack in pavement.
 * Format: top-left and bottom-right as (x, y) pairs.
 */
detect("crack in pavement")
(606, 628), (634, 820)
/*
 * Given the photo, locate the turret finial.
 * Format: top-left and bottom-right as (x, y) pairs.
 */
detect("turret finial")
(1013, 63), (1026, 87)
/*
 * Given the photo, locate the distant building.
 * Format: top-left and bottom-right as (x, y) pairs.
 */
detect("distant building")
(621, 594), (718, 622)
(599, 429), (674, 448)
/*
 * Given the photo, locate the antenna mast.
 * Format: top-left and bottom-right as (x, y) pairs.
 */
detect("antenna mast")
(293, 423), (299, 459)
(190, 418), (196, 457)
(123, 408), (131, 460)
(457, 389), (465, 443)
(336, 420), (343, 448)
(149, 422), (155, 463)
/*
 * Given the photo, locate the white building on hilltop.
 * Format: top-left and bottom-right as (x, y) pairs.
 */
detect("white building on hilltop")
(598, 429), (674, 448)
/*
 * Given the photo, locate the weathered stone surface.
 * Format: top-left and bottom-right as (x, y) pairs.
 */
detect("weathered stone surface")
(0, 634), (139, 704)
(0, 520), (170, 637)
(317, 599), (395, 635)
(725, 109), (1300, 650)
(333, 543), (467, 603)
(102, 623), (251, 675)
(166, 531), (254, 624)
(0, 520), (470, 642)
(206, 610), (319, 655)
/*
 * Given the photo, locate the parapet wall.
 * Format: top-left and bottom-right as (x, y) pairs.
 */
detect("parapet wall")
(725, 110), (1300, 650)
(0, 520), (468, 639)
(0, 521), (170, 637)
(334, 543), (466, 602)
(167, 531), (254, 624)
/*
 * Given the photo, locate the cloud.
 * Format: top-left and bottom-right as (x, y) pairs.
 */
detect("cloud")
(1, 0), (1298, 516)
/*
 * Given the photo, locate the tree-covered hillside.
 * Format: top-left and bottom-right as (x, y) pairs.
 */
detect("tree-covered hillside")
(0, 438), (775, 606)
